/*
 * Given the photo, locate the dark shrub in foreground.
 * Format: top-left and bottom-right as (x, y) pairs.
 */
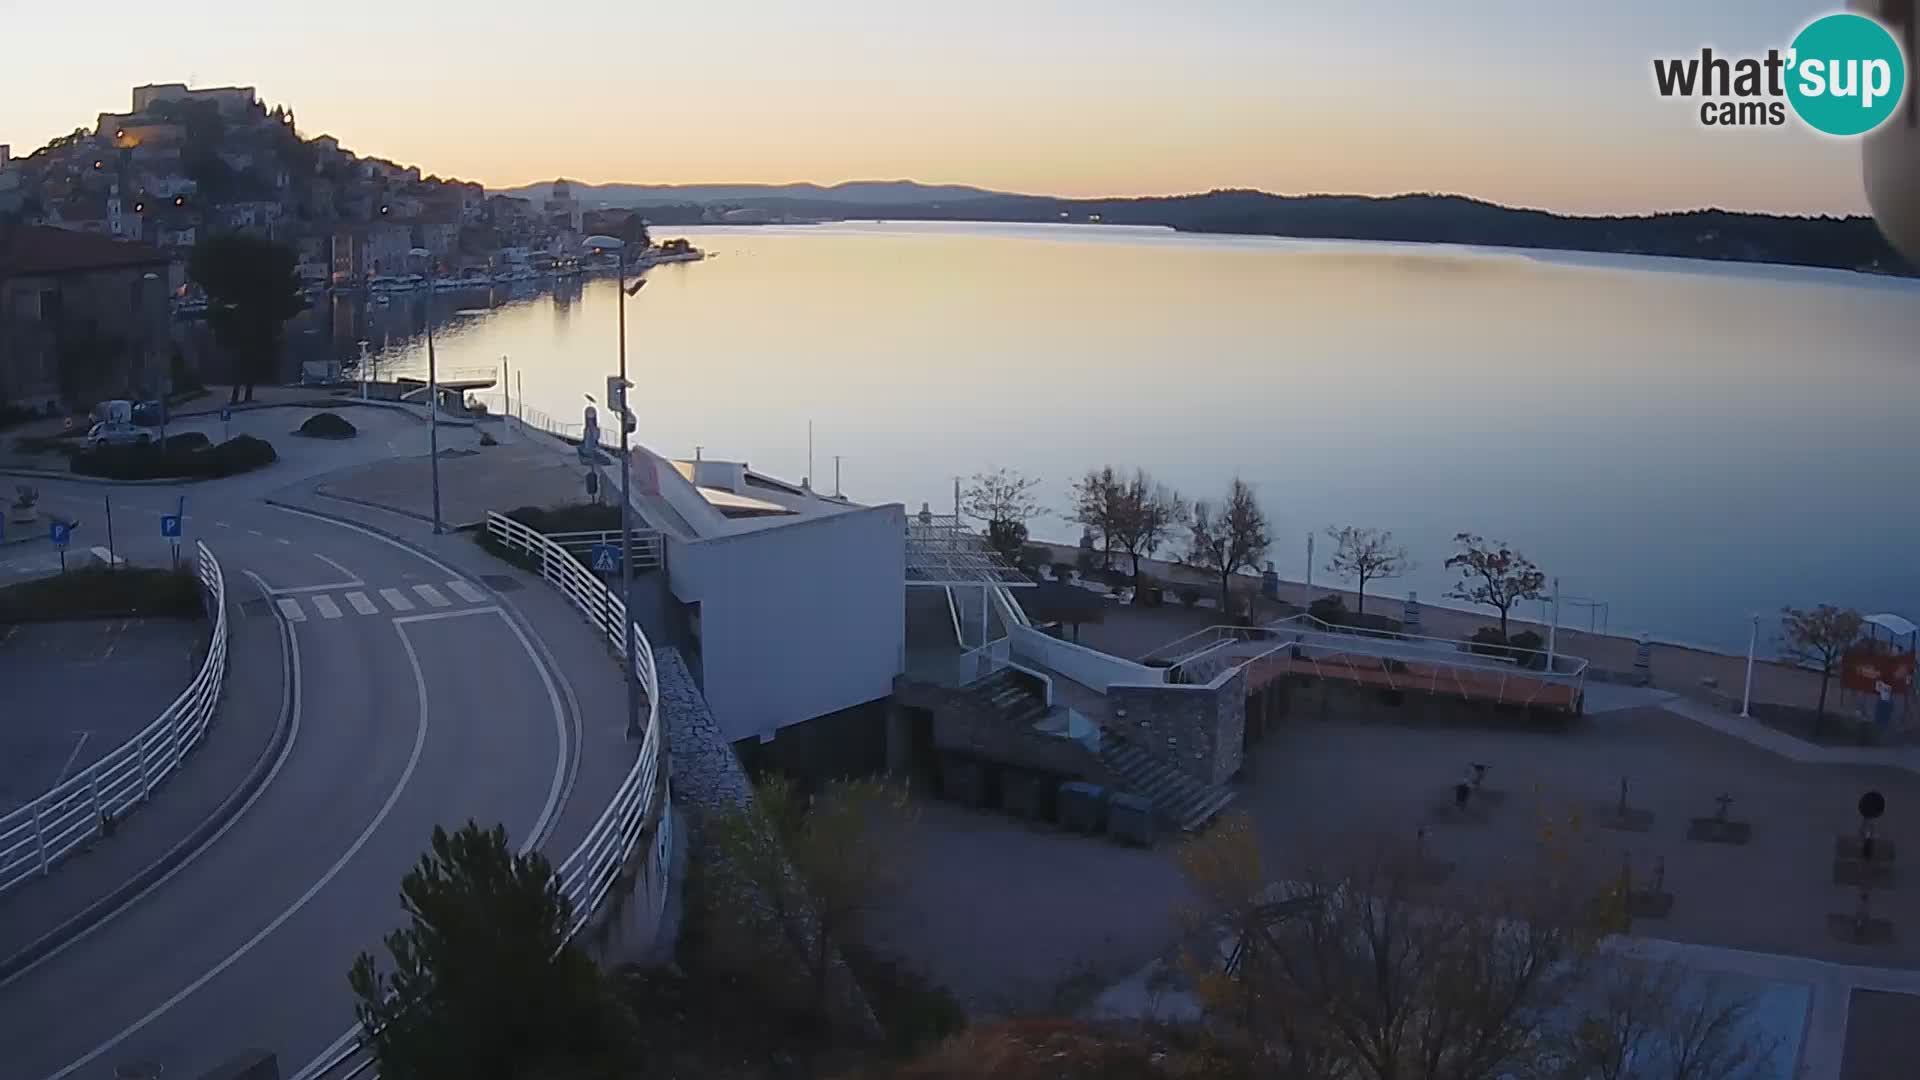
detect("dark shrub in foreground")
(73, 435), (277, 480)
(296, 411), (358, 439)
(0, 566), (203, 622)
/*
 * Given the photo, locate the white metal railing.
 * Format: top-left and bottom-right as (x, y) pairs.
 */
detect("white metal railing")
(0, 542), (229, 897)
(306, 514), (671, 1080)
(544, 528), (665, 572)
(958, 637), (1012, 684)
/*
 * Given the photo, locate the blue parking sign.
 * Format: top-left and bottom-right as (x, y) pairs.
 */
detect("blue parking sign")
(49, 521), (72, 547)
(160, 515), (182, 538)
(589, 542), (621, 573)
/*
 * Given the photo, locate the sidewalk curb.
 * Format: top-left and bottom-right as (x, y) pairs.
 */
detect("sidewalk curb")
(0, 576), (296, 984)
(0, 468), (203, 487)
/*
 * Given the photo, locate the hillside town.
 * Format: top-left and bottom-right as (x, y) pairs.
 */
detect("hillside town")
(0, 82), (673, 413)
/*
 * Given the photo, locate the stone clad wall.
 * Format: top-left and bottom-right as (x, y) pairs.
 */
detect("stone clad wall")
(1107, 668), (1247, 786)
(898, 676), (1102, 779)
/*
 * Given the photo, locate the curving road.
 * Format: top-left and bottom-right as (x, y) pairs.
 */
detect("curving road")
(0, 480), (579, 1080)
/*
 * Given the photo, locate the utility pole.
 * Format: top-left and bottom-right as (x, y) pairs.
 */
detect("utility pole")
(425, 289), (443, 533)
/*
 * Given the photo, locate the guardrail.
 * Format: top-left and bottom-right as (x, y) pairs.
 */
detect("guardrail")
(544, 528), (665, 572)
(305, 514), (669, 1079)
(0, 542), (229, 897)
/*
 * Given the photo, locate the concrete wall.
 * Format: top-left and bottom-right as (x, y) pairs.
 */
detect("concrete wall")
(669, 503), (906, 742)
(1107, 668), (1247, 786)
(1008, 623), (1164, 691)
(899, 676), (1103, 781)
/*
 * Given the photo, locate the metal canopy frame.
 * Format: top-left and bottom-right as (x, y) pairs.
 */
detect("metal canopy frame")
(905, 510), (1035, 588)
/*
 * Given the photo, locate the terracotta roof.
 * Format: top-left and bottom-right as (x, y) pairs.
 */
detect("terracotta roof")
(0, 225), (170, 277)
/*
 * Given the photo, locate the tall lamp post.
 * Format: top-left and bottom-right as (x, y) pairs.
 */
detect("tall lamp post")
(424, 272), (444, 534)
(584, 236), (647, 740)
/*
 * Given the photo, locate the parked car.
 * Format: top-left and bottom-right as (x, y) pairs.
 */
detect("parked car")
(131, 400), (166, 427)
(85, 422), (153, 449)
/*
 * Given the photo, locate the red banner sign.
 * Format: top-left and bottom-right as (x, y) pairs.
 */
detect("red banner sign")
(1841, 645), (1916, 695)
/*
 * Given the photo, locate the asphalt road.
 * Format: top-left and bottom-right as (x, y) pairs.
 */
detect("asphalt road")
(0, 477), (576, 1080)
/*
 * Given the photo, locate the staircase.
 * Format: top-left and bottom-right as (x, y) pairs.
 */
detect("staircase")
(1097, 735), (1236, 832)
(971, 669), (1049, 727)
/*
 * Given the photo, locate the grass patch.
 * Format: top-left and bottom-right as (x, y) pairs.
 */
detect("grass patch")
(72, 435), (277, 480)
(0, 565), (203, 623)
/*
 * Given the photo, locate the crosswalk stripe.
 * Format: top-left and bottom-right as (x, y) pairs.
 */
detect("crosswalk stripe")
(312, 595), (343, 619)
(345, 591), (379, 615)
(446, 579), (486, 603)
(412, 584), (451, 608)
(379, 588), (415, 612)
(275, 598), (307, 622)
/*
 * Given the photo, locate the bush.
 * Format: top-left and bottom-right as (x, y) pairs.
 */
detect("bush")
(505, 502), (623, 533)
(478, 431), (498, 447)
(0, 404), (43, 432)
(0, 565), (203, 622)
(1051, 561), (1076, 582)
(1075, 547), (1098, 576)
(1179, 586), (1200, 607)
(72, 434), (277, 480)
(1468, 626), (1511, 658)
(295, 411), (358, 439)
(1308, 594), (1349, 625)
(1508, 629), (1546, 668)
(1020, 544), (1051, 571)
(14, 432), (85, 456)
(161, 431), (212, 454)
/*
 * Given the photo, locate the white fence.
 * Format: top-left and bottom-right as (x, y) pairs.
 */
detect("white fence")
(307, 514), (670, 1079)
(0, 542), (229, 897)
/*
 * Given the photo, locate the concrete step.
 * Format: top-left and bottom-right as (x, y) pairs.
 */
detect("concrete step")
(1097, 734), (1235, 832)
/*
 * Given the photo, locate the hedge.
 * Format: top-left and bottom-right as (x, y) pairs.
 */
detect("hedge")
(72, 435), (277, 480)
(0, 565), (203, 622)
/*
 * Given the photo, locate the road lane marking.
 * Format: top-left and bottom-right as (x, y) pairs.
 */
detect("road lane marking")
(0, 566), (304, 990)
(446, 579), (486, 604)
(344, 591), (378, 616)
(275, 598), (306, 622)
(412, 583), (451, 608)
(313, 552), (358, 581)
(392, 605), (499, 625)
(311, 595), (343, 620)
(214, 521), (229, 529)
(379, 587), (414, 611)
(53, 731), (91, 787)
(268, 581), (360, 595)
(276, 538), (292, 545)
(246, 529), (264, 537)
(47, 607), (428, 1080)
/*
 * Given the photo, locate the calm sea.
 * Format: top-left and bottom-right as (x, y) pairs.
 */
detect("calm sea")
(321, 221), (1920, 654)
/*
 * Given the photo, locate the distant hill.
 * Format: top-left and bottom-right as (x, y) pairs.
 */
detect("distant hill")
(498, 181), (1914, 278)
(498, 179), (1011, 207)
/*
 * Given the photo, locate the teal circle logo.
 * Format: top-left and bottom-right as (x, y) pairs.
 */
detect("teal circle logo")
(1786, 13), (1908, 136)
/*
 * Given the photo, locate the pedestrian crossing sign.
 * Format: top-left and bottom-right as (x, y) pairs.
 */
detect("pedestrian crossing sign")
(590, 543), (621, 573)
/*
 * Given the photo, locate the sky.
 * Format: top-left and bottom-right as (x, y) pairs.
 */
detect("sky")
(0, 0), (1880, 215)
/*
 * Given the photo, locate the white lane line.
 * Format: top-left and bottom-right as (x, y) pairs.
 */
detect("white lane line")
(246, 529), (264, 537)
(275, 598), (307, 622)
(276, 538), (292, 546)
(310, 595), (343, 620)
(412, 583), (451, 608)
(269, 581), (360, 596)
(344, 591), (378, 616)
(47, 608), (429, 1080)
(53, 731), (92, 788)
(378, 587), (415, 612)
(214, 521), (230, 529)
(392, 605), (499, 626)
(445, 579), (486, 604)
(313, 552), (358, 582)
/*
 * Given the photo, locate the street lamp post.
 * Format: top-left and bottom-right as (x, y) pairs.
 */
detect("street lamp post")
(1740, 612), (1759, 718)
(424, 282), (444, 534)
(585, 236), (647, 740)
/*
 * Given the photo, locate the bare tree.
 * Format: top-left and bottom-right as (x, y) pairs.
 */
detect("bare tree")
(1106, 469), (1185, 601)
(1187, 479), (1271, 616)
(961, 467), (1044, 564)
(1779, 604), (1864, 727)
(1177, 816), (1606, 1080)
(1325, 525), (1412, 619)
(1445, 533), (1546, 640)
(1564, 956), (1777, 1080)
(1069, 466), (1123, 571)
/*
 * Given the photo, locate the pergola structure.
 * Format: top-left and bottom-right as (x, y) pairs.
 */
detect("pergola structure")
(905, 504), (1033, 669)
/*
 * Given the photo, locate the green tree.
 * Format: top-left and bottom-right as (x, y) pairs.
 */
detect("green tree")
(707, 775), (913, 1022)
(348, 822), (633, 1080)
(188, 232), (305, 404)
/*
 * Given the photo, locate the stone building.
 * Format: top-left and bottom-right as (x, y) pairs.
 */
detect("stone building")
(0, 225), (174, 410)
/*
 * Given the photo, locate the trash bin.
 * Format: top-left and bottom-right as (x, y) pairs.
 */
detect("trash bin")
(1108, 792), (1155, 846)
(1059, 781), (1106, 833)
